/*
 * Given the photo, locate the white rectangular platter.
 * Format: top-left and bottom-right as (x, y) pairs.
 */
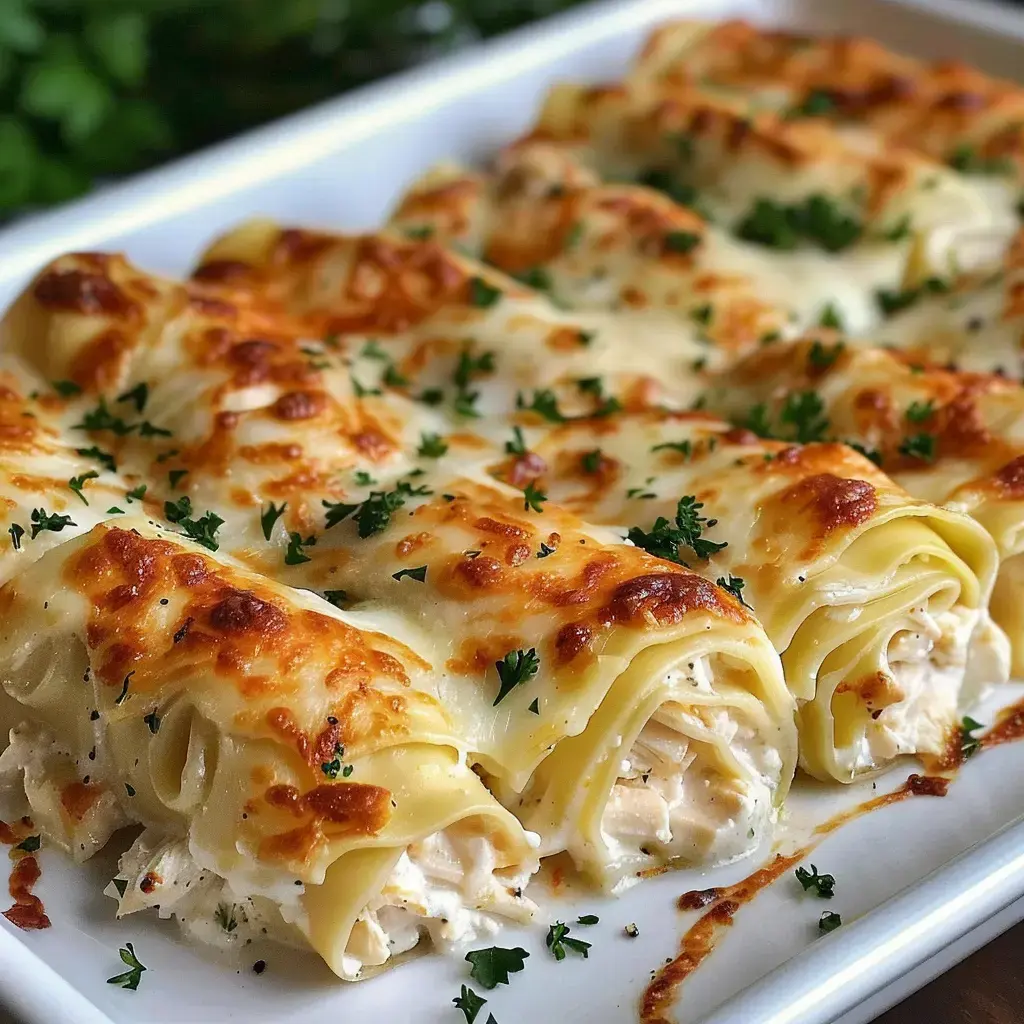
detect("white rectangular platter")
(5, 1), (1024, 1022)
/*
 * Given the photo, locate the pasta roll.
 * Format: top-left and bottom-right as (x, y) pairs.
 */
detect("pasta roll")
(487, 407), (1007, 781)
(705, 338), (1024, 673)
(0, 519), (538, 979)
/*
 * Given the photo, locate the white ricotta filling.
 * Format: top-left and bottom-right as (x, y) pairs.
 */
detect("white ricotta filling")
(841, 605), (1008, 773)
(600, 658), (781, 873)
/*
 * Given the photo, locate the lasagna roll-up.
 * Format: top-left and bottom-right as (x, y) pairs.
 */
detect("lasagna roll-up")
(629, 19), (1024, 199)
(0, 519), (538, 979)
(517, 82), (1010, 293)
(704, 339), (1024, 672)
(489, 409), (1007, 781)
(271, 479), (796, 889)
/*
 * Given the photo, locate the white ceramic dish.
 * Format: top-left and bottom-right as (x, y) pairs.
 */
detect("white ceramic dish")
(4, 1), (1024, 1022)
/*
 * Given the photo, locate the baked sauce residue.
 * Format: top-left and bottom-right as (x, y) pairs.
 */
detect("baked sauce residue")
(640, 772), (951, 1024)
(0, 816), (50, 931)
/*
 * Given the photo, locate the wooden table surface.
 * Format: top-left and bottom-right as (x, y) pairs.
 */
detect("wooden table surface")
(874, 920), (1024, 1023)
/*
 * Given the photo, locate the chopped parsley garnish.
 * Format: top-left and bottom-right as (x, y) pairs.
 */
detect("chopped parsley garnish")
(465, 946), (529, 989)
(126, 484), (147, 503)
(261, 502), (287, 541)
(144, 711), (161, 735)
(74, 397), (136, 436)
(417, 432), (448, 458)
(29, 508), (76, 539)
(139, 420), (171, 438)
(68, 471), (99, 505)
(663, 230), (701, 255)
(961, 715), (984, 759)
(848, 442), (883, 466)
(716, 575), (749, 607)
(515, 266), (553, 291)
(76, 446), (117, 472)
(517, 388), (565, 423)
(577, 329), (595, 347)
(690, 302), (713, 326)
(898, 432), (937, 462)
(818, 911), (842, 934)
(522, 481), (546, 513)
(528, 698), (540, 714)
(736, 194), (861, 252)
(786, 89), (836, 119)
(947, 143), (1014, 176)
(454, 984), (488, 1023)
(651, 439), (693, 459)
(876, 275), (949, 316)
(51, 379), (82, 398)
(807, 340), (845, 372)
(905, 399), (935, 423)
(15, 835), (40, 853)
(115, 671), (134, 705)
(505, 426), (528, 457)
(452, 347), (494, 418)
(537, 542), (556, 558)
(468, 276), (502, 308)
(417, 387), (445, 406)
(627, 495), (727, 563)
(382, 362), (409, 387)
(215, 903), (238, 933)
(393, 565), (428, 582)
(321, 743), (354, 779)
(817, 302), (844, 331)
(111, 878), (128, 897)
(106, 507), (125, 515)
(107, 942), (147, 991)
(493, 648), (540, 706)
(747, 391), (829, 444)
(163, 496), (224, 551)
(357, 340), (385, 361)
(795, 864), (835, 899)
(580, 449), (603, 474)
(322, 590), (348, 608)
(323, 480), (429, 538)
(116, 382), (149, 413)
(546, 921), (591, 961)
(351, 375), (382, 398)
(881, 214), (912, 242)
(577, 914), (599, 925)
(8, 523), (25, 551)
(285, 532), (315, 565)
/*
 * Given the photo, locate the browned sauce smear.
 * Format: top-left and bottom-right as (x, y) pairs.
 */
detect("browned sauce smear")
(640, 773), (952, 1024)
(0, 816), (50, 931)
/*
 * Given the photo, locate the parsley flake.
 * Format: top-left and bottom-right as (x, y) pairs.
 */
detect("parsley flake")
(393, 565), (428, 582)
(465, 946), (529, 989)
(261, 501), (287, 541)
(144, 711), (161, 735)
(322, 590), (348, 608)
(51, 379), (82, 398)
(505, 426), (528, 457)
(522, 481), (546, 513)
(417, 432), (448, 458)
(898, 432), (937, 462)
(116, 382), (149, 413)
(285, 532), (315, 565)
(716, 575), (749, 607)
(546, 921), (591, 961)
(15, 835), (40, 853)
(323, 480), (429, 538)
(795, 864), (835, 899)
(580, 449), (603, 474)
(76, 446), (117, 472)
(69, 470), (99, 505)
(628, 496), (727, 563)
(163, 496), (224, 551)
(961, 715), (984, 759)
(8, 523), (25, 551)
(453, 984), (487, 1023)
(126, 484), (147, 503)
(493, 648), (540, 706)
(818, 911), (842, 934)
(468, 277), (502, 308)
(107, 943), (147, 991)
(168, 469), (189, 489)
(29, 508), (76, 539)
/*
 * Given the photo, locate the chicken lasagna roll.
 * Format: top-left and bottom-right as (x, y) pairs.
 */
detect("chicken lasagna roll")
(0, 519), (539, 979)
(704, 338), (1024, 673)
(487, 408), (1007, 781)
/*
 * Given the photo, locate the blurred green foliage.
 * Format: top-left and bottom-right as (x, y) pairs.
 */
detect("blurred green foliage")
(0, 0), (581, 214)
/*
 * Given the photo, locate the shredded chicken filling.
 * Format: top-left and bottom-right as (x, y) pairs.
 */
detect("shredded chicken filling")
(600, 658), (781, 871)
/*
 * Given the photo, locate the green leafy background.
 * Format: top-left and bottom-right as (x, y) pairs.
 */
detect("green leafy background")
(0, 0), (582, 214)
